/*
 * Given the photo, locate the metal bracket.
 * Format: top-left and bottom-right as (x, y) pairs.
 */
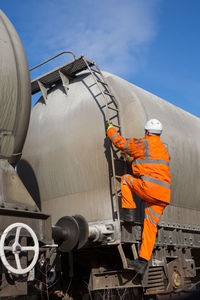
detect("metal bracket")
(117, 244), (128, 269)
(59, 71), (69, 95)
(89, 268), (141, 291)
(131, 243), (138, 259)
(37, 80), (47, 102)
(89, 222), (115, 243)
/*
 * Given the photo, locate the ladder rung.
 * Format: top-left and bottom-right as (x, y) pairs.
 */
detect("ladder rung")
(107, 101), (113, 106)
(110, 115), (118, 122)
(104, 91), (114, 97)
(115, 175), (121, 179)
(115, 158), (125, 161)
(108, 106), (118, 112)
(97, 79), (108, 85)
(112, 124), (121, 128)
(91, 68), (101, 74)
(101, 101), (113, 109)
(112, 148), (121, 153)
(112, 191), (121, 196)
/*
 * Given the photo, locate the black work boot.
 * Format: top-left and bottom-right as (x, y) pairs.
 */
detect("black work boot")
(127, 257), (148, 275)
(120, 208), (136, 222)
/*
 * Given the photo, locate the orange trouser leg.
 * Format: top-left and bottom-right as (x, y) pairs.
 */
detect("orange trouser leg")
(139, 203), (166, 261)
(121, 175), (167, 260)
(121, 174), (159, 208)
(121, 174), (136, 208)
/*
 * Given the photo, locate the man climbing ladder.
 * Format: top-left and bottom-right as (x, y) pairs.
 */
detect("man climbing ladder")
(107, 119), (171, 275)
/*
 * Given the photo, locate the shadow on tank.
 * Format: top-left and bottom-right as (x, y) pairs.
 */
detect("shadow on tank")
(17, 159), (41, 210)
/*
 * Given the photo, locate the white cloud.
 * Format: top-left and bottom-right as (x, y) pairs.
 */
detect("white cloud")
(27, 0), (160, 77)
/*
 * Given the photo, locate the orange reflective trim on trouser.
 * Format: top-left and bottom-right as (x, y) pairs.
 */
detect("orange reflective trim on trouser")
(121, 174), (136, 208)
(139, 203), (166, 261)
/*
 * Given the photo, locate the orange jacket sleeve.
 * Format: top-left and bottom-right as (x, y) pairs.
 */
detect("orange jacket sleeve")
(107, 127), (128, 153)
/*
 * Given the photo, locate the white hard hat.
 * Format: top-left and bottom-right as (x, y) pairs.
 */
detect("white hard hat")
(145, 119), (163, 135)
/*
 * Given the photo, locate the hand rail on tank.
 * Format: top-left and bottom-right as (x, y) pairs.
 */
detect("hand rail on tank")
(29, 51), (77, 72)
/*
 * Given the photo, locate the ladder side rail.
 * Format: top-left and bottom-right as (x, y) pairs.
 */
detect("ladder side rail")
(90, 64), (123, 165)
(110, 147), (120, 219)
(93, 63), (123, 137)
(82, 57), (111, 122)
(82, 57), (122, 221)
(91, 62), (122, 219)
(93, 62), (127, 186)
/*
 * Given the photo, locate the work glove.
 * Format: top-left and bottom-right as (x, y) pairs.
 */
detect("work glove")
(106, 123), (114, 130)
(120, 152), (132, 162)
(126, 154), (133, 162)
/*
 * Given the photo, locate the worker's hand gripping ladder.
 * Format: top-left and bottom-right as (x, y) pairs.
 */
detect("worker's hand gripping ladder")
(82, 57), (124, 221)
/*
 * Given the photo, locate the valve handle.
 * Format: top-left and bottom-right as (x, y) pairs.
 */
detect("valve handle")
(0, 223), (39, 275)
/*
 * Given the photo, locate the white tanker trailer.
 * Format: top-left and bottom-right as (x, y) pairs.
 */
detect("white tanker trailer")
(1, 8), (200, 300)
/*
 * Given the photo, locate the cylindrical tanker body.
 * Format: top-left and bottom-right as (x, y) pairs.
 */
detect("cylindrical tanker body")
(19, 71), (200, 226)
(0, 10), (31, 166)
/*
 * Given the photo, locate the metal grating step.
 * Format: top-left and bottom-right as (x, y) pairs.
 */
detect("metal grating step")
(31, 56), (94, 95)
(145, 266), (166, 293)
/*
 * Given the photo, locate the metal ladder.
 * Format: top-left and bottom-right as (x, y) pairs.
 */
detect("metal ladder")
(82, 57), (125, 221)
(79, 59), (139, 267)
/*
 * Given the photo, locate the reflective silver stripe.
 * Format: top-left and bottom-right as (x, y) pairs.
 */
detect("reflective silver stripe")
(128, 176), (134, 186)
(125, 140), (131, 155)
(145, 204), (161, 219)
(142, 176), (171, 189)
(144, 139), (149, 158)
(111, 133), (118, 142)
(123, 174), (129, 184)
(145, 214), (158, 227)
(132, 158), (169, 166)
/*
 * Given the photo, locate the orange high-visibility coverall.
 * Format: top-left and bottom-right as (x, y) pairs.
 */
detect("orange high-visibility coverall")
(107, 127), (171, 261)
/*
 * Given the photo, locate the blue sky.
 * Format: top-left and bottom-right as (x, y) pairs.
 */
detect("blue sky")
(1, 0), (200, 117)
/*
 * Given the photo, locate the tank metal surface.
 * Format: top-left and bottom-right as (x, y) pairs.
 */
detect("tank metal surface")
(0, 10), (31, 166)
(21, 69), (200, 228)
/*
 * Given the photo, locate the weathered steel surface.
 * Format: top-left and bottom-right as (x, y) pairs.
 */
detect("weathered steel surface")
(20, 71), (200, 226)
(0, 10), (31, 165)
(0, 159), (39, 211)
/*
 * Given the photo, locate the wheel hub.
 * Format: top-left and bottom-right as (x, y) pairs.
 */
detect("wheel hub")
(13, 244), (22, 254)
